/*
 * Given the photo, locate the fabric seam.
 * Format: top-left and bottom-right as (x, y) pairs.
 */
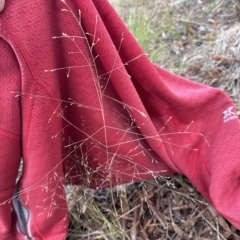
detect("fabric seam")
(0, 128), (21, 141)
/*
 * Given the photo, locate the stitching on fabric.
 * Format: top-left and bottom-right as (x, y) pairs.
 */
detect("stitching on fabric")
(23, 81), (37, 159)
(0, 23), (54, 99)
(0, 128), (20, 141)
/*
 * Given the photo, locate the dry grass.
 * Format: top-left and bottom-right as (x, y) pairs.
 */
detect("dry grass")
(66, 0), (240, 239)
(67, 177), (240, 239)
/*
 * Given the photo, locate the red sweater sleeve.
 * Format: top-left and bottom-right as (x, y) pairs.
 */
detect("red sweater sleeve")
(153, 66), (240, 226)
(0, 37), (21, 238)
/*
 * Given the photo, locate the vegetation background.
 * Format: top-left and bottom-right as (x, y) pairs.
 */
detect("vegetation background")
(67, 0), (240, 239)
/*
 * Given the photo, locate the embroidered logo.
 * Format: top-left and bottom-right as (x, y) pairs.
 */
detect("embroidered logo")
(223, 106), (237, 123)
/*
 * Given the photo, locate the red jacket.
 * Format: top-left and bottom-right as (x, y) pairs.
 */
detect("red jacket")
(0, 0), (240, 239)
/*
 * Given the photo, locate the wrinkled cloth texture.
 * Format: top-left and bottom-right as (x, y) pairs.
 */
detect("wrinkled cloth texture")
(0, 0), (240, 239)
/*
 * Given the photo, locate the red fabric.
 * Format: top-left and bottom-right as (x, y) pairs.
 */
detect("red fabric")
(0, 0), (240, 239)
